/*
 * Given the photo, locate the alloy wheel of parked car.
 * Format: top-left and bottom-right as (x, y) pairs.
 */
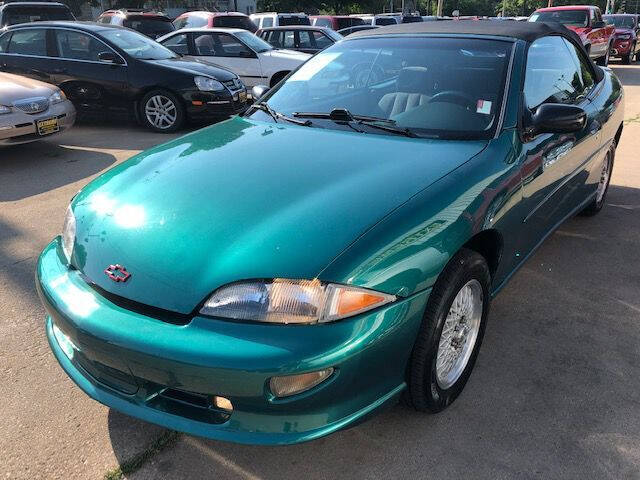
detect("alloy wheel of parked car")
(582, 142), (615, 216)
(140, 90), (185, 133)
(406, 248), (490, 412)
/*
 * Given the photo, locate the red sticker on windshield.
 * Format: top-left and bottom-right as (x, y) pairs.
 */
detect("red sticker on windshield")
(476, 100), (492, 115)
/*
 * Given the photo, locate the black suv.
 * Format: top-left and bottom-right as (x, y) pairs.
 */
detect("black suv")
(96, 9), (174, 39)
(0, 0), (74, 27)
(0, 22), (248, 132)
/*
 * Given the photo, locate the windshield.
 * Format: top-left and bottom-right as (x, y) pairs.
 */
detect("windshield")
(604, 15), (637, 28)
(279, 16), (310, 26)
(235, 30), (273, 52)
(529, 11), (589, 27)
(250, 37), (512, 140)
(4, 5), (74, 25)
(123, 17), (174, 38)
(101, 28), (177, 60)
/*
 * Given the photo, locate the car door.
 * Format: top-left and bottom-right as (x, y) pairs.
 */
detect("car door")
(49, 28), (128, 113)
(517, 35), (600, 255)
(0, 27), (56, 83)
(189, 32), (263, 87)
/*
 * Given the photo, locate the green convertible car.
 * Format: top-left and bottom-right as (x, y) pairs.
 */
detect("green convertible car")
(37, 21), (624, 444)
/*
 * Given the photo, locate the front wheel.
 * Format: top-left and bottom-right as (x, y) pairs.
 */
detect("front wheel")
(406, 248), (491, 413)
(597, 45), (611, 66)
(139, 89), (185, 133)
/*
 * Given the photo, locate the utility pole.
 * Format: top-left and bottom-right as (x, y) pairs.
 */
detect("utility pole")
(501, 0), (506, 16)
(547, 0), (552, 7)
(436, 0), (443, 16)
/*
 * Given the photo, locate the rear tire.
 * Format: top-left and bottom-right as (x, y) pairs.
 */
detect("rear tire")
(406, 248), (491, 413)
(139, 89), (185, 133)
(581, 142), (615, 216)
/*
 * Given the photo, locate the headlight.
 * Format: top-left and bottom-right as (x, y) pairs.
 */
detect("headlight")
(0, 105), (10, 114)
(49, 90), (66, 105)
(194, 76), (225, 92)
(61, 205), (76, 263)
(199, 279), (396, 324)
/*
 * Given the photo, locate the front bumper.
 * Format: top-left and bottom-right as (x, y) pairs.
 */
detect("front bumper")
(611, 39), (633, 56)
(182, 89), (248, 120)
(0, 100), (76, 145)
(37, 238), (429, 445)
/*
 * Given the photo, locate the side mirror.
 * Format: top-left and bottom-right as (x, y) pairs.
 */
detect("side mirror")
(530, 103), (587, 135)
(251, 85), (269, 100)
(98, 51), (122, 64)
(592, 20), (605, 28)
(239, 50), (255, 58)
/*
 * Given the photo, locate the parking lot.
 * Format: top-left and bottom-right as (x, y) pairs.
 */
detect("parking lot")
(1, 62), (639, 479)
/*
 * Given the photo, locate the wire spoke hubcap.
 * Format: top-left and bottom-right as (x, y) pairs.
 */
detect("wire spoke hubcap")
(596, 152), (611, 204)
(436, 279), (483, 389)
(145, 95), (177, 129)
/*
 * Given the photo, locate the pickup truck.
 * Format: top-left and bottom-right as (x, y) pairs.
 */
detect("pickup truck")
(529, 5), (615, 66)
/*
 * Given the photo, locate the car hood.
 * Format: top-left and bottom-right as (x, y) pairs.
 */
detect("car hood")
(0, 72), (56, 103)
(145, 56), (237, 81)
(71, 117), (487, 314)
(261, 48), (311, 63)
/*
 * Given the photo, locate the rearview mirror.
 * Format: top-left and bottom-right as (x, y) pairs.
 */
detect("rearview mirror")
(98, 51), (122, 64)
(251, 85), (269, 100)
(530, 103), (587, 135)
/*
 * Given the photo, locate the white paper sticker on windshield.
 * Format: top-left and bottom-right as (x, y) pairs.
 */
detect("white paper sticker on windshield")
(476, 100), (492, 115)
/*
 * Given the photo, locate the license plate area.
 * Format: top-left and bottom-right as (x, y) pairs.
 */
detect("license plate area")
(36, 117), (59, 136)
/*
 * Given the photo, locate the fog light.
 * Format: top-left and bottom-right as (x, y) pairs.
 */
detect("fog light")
(52, 323), (77, 360)
(212, 395), (233, 412)
(270, 368), (334, 398)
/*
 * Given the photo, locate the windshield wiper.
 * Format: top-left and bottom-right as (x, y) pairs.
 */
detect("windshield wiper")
(252, 103), (312, 126)
(293, 108), (418, 138)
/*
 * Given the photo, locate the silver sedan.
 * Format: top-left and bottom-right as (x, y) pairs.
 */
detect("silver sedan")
(0, 72), (75, 146)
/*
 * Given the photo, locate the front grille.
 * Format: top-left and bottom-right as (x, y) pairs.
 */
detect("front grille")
(223, 78), (244, 91)
(13, 97), (49, 114)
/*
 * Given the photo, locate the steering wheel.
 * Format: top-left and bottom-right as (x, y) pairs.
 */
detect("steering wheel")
(427, 90), (477, 110)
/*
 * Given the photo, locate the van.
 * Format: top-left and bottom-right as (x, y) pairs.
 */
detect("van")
(250, 12), (310, 29)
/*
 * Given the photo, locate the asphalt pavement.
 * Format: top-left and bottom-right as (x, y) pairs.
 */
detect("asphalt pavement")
(1, 63), (640, 480)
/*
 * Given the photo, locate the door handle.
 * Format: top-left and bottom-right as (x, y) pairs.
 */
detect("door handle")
(589, 121), (602, 135)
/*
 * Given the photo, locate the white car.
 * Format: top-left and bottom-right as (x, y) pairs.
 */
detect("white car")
(158, 28), (310, 89)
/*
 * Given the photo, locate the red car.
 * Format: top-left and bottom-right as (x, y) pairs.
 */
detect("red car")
(604, 14), (640, 64)
(172, 11), (257, 33)
(310, 15), (365, 30)
(529, 5), (615, 65)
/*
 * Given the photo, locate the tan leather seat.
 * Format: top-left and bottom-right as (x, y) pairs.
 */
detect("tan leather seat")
(379, 67), (432, 117)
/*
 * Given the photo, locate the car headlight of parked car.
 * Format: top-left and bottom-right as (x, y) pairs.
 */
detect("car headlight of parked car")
(49, 90), (66, 105)
(200, 279), (396, 324)
(0, 105), (11, 114)
(61, 205), (76, 263)
(194, 76), (225, 92)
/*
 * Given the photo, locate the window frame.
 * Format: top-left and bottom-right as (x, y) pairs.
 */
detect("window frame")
(52, 28), (115, 63)
(3, 27), (49, 57)
(0, 26), (127, 65)
(190, 32), (257, 58)
(522, 34), (597, 112)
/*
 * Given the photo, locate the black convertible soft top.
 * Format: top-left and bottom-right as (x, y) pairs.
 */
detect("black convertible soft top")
(350, 19), (579, 43)
(349, 20), (604, 82)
